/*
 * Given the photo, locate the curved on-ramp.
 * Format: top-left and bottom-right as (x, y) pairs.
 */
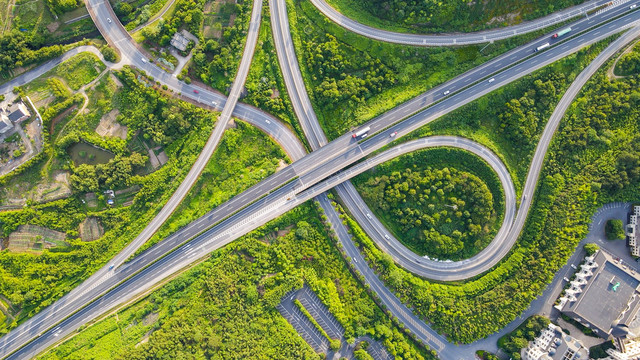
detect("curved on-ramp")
(311, 0), (618, 46)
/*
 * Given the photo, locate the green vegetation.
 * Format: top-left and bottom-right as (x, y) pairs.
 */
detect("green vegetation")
(614, 42), (640, 76)
(287, 0), (571, 140)
(476, 350), (500, 360)
(294, 298), (334, 343)
(0, 63), (228, 334)
(100, 45), (118, 63)
(189, 0), (251, 91)
(589, 340), (615, 359)
(497, 316), (550, 360)
(40, 205), (435, 360)
(332, 37), (640, 344)
(354, 348), (374, 360)
(354, 148), (503, 260)
(140, 120), (288, 252)
(323, 0), (583, 34)
(243, 8), (306, 146)
(605, 219), (626, 240)
(584, 243), (599, 255)
(113, 0), (169, 31)
(411, 39), (615, 191)
(51, 52), (106, 90)
(560, 313), (596, 337)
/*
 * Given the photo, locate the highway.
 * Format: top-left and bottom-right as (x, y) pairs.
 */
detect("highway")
(2, 1), (640, 358)
(310, 0), (626, 46)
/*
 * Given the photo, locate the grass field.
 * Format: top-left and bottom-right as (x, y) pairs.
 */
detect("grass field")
(52, 52), (106, 91)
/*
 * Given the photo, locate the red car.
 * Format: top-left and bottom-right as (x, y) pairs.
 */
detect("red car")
(193, 89), (199, 94)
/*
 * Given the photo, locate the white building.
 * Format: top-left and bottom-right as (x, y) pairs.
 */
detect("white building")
(521, 323), (589, 360)
(627, 206), (640, 257)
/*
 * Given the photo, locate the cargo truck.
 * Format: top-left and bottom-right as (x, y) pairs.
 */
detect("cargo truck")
(552, 27), (572, 38)
(352, 126), (370, 139)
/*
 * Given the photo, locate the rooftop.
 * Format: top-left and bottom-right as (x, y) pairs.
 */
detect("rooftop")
(559, 250), (640, 339)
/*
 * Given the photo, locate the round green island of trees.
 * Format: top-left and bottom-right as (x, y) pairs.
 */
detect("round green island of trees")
(354, 148), (504, 261)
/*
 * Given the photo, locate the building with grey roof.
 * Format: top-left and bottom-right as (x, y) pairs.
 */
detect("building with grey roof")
(0, 113), (13, 134)
(7, 102), (30, 123)
(170, 30), (194, 52)
(521, 323), (588, 360)
(556, 250), (640, 339)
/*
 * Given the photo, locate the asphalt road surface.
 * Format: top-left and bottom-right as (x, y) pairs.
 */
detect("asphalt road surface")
(311, 0), (628, 46)
(3, 2), (640, 358)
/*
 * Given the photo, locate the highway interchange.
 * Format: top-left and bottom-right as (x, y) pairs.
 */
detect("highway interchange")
(1, 0), (640, 358)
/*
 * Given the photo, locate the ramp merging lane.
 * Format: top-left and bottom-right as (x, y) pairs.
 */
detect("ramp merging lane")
(311, 0), (625, 46)
(3, 1), (640, 358)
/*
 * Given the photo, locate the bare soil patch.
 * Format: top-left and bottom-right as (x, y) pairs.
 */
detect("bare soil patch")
(95, 109), (127, 139)
(7, 224), (67, 253)
(79, 216), (104, 242)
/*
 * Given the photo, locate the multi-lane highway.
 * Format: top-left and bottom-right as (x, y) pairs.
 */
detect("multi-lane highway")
(3, 0), (640, 358)
(311, 0), (622, 46)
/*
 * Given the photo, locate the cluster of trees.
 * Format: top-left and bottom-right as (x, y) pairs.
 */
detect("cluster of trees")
(140, 0), (204, 46)
(359, 166), (496, 259)
(45, 0), (80, 16)
(115, 67), (212, 145)
(605, 219), (626, 240)
(342, 43), (640, 344)
(69, 153), (147, 192)
(615, 44), (640, 76)
(45, 205), (435, 359)
(498, 79), (557, 146)
(0, 31), (65, 75)
(497, 316), (550, 360)
(303, 34), (395, 109)
(190, 4), (251, 90)
(351, 0), (583, 32)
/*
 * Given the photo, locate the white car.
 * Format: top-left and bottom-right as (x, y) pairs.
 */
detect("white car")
(443, 90), (450, 95)
(488, 78), (495, 83)
(631, 4), (637, 9)
(366, 213), (372, 219)
(141, 57), (147, 63)
(107, 18), (112, 23)
(384, 235), (390, 240)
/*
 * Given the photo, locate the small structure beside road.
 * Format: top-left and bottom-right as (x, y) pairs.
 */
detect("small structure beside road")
(170, 30), (195, 52)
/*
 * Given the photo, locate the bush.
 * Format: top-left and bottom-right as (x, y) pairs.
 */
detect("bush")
(584, 243), (599, 255)
(605, 219), (626, 240)
(101, 46), (118, 63)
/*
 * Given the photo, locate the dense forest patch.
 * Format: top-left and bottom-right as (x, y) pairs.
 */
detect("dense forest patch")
(355, 148), (502, 260)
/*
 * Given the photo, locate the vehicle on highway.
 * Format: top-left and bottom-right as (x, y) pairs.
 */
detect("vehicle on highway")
(443, 90), (450, 95)
(107, 18), (112, 23)
(352, 126), (370, 139)
(384, 235), (390, 241)
(109, 264), (114, 270)
(141, 57), (147, 63)
(488, 78), (495, 83)
(631, 4), (637, 9)
(366, 213), (372, 219)
(390, 131), (397, 137)
(552, 27), (571, 38)
(535, 43), (550, 52)
(193, 89), (199, 94)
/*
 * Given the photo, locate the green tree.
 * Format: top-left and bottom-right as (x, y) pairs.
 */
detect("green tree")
(605, 219), (626, 240)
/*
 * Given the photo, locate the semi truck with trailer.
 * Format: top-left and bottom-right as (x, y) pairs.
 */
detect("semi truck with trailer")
(352, 126), (371, 139)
